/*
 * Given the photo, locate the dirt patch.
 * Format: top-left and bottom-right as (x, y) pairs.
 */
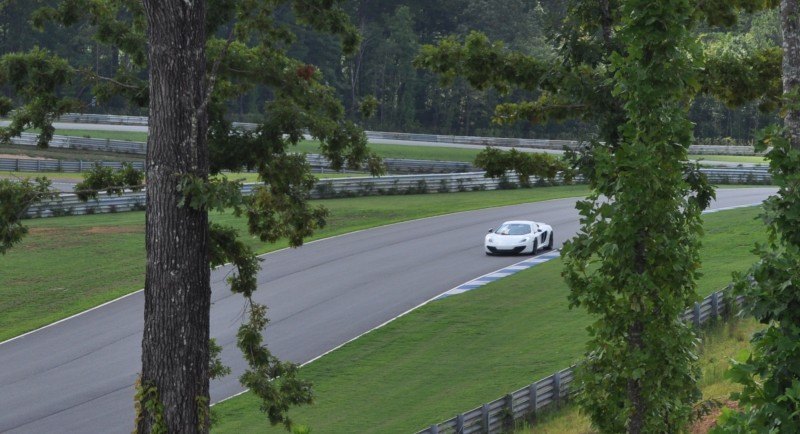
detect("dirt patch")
(28, 227), (62, 235)
(690, 400), (739, 434)
(82, 226), (143, 235)
(0, 153), (55, 160)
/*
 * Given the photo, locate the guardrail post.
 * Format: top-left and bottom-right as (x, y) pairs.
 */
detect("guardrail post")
(528, 381), (538, 419)
(693, 302), (702, 328)
(711, 292), (720, 320)
(57, 159), (62, 172)
(482, 403), (489, 433)
(456, 413), (464, 432)
(15, 158), (19, 171)
(553, 372), (562, 408)
(429, 424), (438, 434)
(503, 393), (514, 431)
(36, 159), (40, 171)
(79, 160), (83, 171)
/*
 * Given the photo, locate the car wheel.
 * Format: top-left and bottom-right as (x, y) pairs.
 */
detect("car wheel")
(546, 231), (554, 250)
(530, 240), (538, 255)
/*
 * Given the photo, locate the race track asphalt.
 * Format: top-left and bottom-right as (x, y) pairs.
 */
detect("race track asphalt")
(0, 187), (775, 433)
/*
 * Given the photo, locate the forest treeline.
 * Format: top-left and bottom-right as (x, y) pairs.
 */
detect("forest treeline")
(0, 0), (780, 141)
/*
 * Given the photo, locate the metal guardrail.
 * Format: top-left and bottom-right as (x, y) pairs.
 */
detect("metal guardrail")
(23, 172), (551, 218)
(57, 113), (149, 125)
(383, 158), (477, 173)
(304, 154), (476, 173)
(26, 191), (146, 218)
(54, 113), (762, 156)
(0, 158), (144, 173)
(23, 168), (771, 218)
(309, 172), (560, 198)
(417, 289), (743, 434)
(365, 131), (761, 156)
(11, 132), (146, 154)
(702, 167), (771, 184)
(364, 130), (578, 151)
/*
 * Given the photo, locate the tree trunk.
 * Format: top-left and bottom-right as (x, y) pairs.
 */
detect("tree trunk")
(138, 1), (210, 433)
(626, 321), (644, 434)
(627, 237), (647, 434)
(782, 0), (800, 150)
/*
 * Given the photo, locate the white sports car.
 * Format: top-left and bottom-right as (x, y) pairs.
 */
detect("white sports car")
(485, 220), (554, 255)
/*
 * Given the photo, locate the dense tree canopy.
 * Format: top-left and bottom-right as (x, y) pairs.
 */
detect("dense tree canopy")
(0, 0), (781, 141)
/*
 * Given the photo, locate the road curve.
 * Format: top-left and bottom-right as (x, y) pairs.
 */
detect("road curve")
(0, 187), (775, 433)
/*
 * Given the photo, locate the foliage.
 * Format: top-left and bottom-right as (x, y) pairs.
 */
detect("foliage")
(74, 162), (144, 201)
(207, 222), (313, 429)
(561, 0), (717, 430)
(209, 338), (231, 381)
(713, 127), (800, 432)
(474, 147), (572, 185)
(0, 176), (55, 254)
(0, 47), (82, 146)
(133, 377), (167, 434)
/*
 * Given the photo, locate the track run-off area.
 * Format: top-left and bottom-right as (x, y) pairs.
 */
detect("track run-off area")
(0, 187), (775, 433)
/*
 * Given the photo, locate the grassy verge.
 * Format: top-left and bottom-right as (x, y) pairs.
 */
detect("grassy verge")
(210, 207), (767, 433)
(50, 128), (149, 142)
(691, 155), (767, 164)
(0, 185), (589, 341)
(0, 171), (86, 181)
(0, 143), (145, 162)
(308, 141), (484, 162)
(522, 318), (762, 433)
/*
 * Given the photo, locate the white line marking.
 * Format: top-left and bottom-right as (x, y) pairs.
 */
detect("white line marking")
(0, 290), (143, 346)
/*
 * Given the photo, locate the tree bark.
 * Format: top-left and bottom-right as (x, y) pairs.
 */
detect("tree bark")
(138, 1), (210, 433)
(782, 0), (800, 150)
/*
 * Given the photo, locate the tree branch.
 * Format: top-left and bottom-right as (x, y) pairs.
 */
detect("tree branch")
(88, 72), (141, 90)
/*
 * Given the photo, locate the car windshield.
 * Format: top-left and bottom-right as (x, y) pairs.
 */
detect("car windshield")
(495, 223), (532, 235)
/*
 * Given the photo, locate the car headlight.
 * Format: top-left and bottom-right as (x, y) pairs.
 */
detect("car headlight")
(487, 237), (494, 243)
(520, 238), (528, 243)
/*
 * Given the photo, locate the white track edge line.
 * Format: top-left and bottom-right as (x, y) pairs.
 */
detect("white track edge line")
(0, 290), (144, 346)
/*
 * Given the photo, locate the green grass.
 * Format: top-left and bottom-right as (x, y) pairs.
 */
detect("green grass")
(691, 154), (767, 164)
(210, 207), (767, 433)
(49, 128), (149, 142)
(0, 185), (589, 341)
(0, 143), (145, 162)
(296, 140), (485, 162)
(0, 171), (86, 181)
